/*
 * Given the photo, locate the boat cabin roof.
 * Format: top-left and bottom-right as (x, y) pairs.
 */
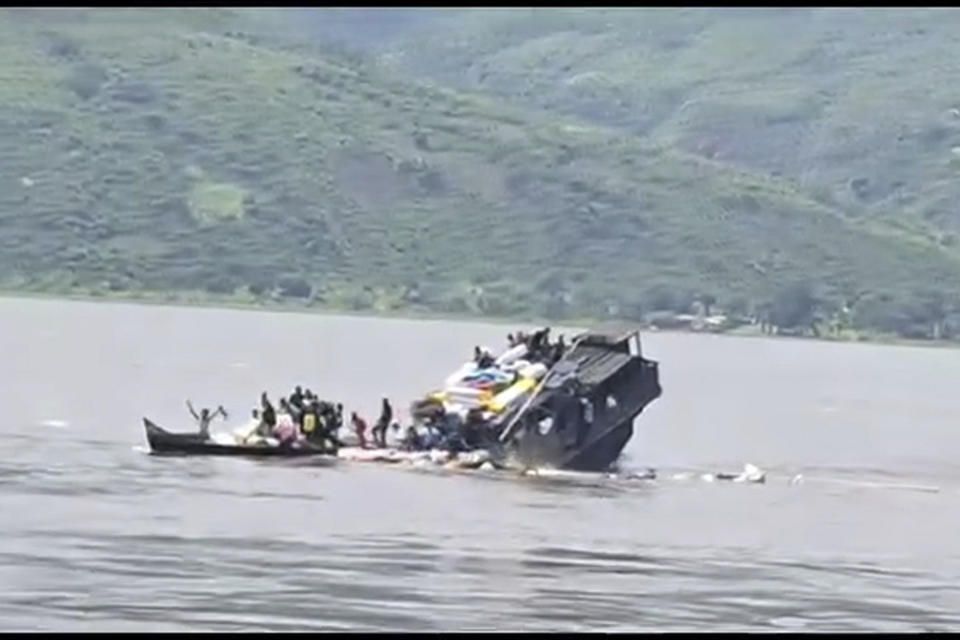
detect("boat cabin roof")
(566, 342), (635, 387)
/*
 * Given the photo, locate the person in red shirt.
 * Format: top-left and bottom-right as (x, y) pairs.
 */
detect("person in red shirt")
(351, 411), (369, 449)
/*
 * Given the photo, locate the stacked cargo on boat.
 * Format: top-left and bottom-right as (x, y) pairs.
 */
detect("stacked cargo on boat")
(431, 341), (549, 420)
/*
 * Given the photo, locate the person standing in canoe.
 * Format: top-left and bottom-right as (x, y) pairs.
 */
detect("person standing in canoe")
(319, 403), (344, 449)
(260, 392), (277, 429)
(371, 397), (392, 448)
(301, 400), (320, 442)
(351, 411), (369, 449)
(290, 386), (305, 412)
(186, 399), (227, 440)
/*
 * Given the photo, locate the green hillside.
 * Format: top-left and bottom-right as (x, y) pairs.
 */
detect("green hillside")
(2, 8), (960, 339)
(376, 8), (960, 229)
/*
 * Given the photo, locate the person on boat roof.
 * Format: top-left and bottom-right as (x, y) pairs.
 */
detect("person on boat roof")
(477, 347), (495, 369)
(186, 399), (227, 440)
(351, 411), (369, 449)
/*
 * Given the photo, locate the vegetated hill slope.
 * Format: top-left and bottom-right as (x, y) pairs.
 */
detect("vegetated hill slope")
(375, 8), (960, 238)
(1, 8), (959, 336)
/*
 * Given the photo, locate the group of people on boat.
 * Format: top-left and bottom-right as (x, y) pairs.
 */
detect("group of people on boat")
(471, 327), (568, 371)
(252, 387), (346, 448)
(187, 387), (346, 449)
(188, 389), (405, 451)
(507, 327), (568, 366)
(402, 392), (501, 455)
(183, 327), (570, 453)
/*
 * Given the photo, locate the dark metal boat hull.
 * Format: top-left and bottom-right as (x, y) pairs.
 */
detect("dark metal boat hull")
(142, 418), (335, 457)
(506, 338), (662, 472)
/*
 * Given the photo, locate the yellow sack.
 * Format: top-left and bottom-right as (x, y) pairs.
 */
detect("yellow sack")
(485, 378), (537, 413)
(303, 413), (317, 434)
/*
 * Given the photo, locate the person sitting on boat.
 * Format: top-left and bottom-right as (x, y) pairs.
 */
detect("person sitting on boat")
(458, 408), (487, 450)
(273, 401), (299, 446)
(401, 424), (424, 451)
(237, 408), (264, 443)
(371, 397), (393, 448)
(351, 411), (369, 449)
(186, 399), (227, 440)
(388, 422), (402, 448)
(422, 424), (444, 450)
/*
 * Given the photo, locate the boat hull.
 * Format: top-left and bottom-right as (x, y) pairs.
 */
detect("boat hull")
(505, 346), (661, 472)
(142, 418), (335, 457)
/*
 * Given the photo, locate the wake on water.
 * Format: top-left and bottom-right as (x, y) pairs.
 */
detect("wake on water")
(131, 438), (944, 495)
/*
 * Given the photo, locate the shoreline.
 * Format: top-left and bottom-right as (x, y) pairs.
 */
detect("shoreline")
(1, 286), (957, 351)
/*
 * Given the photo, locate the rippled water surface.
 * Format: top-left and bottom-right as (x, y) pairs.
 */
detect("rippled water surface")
(1, 297), (959, 631)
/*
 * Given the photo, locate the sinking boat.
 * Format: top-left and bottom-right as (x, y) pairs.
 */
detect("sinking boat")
(411, 327), (662, 472)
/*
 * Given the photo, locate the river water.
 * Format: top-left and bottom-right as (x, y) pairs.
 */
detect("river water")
(0, 296), (958, 631)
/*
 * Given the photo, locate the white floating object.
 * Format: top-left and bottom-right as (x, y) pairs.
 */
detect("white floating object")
(209, 432), (235, 446)
(429, 449), (451, 465)
(737, 463), (767, 484)
(20, 176), (34, 187)
(495, 343), (528, 367)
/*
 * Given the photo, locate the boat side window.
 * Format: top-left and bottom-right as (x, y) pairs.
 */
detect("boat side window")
(580, 397), (594, 424)
(538, 415), (554, 435)
(628, 333), (641, 357)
